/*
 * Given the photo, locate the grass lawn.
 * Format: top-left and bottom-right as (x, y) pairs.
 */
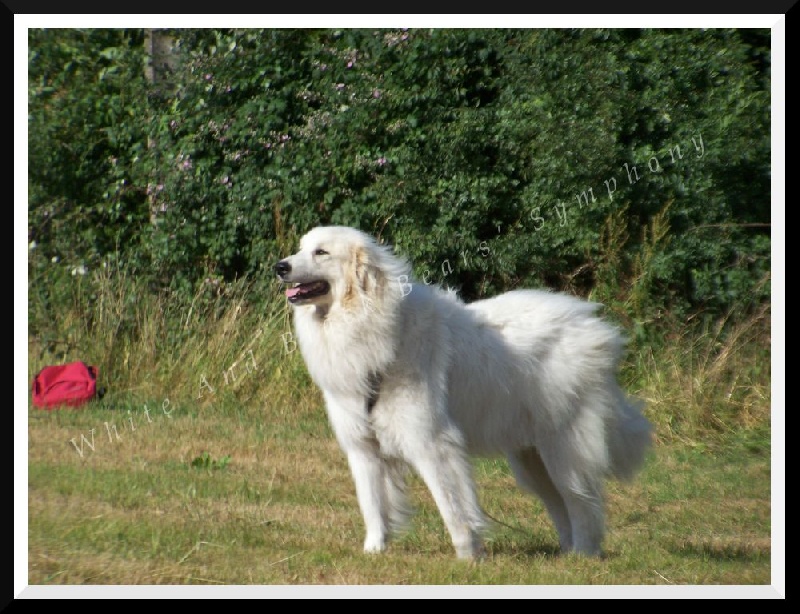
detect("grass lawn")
(24, 393), (777, 595)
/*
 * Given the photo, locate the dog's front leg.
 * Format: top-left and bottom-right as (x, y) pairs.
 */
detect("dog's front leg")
(346, 443), (390, 553)
(323, 392), (391, 553)
(407, 435), (487, 560)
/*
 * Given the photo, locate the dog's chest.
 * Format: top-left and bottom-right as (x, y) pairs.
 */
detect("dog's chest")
(294, 311), (398, 396)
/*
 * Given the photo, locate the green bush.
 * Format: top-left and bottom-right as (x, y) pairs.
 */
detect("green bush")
(28, 28), (771, 326)
(28, 29), (151, 272)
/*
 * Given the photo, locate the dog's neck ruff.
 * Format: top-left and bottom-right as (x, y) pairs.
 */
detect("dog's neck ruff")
(292, 299), (399, 402)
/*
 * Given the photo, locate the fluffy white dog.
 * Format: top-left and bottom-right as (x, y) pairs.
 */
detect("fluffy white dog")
(275, 226), (652, 559)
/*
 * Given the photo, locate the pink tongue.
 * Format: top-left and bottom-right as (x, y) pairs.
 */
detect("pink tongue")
(285, 286), (301, 298)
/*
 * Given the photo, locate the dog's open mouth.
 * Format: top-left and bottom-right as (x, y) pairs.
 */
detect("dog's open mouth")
(285, 280), (330, 303)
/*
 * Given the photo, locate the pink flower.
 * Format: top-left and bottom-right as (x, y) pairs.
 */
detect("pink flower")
(376, 157), (387, 167)
(372, 89), (381, 99)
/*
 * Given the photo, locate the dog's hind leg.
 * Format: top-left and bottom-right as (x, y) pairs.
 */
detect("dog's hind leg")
(507, 447), (573, 552)
(556, 479), (605, 556)
(535, 416), (608, 556)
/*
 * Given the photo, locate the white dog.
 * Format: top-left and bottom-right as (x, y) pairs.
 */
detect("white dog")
(276, 226), (652, 559)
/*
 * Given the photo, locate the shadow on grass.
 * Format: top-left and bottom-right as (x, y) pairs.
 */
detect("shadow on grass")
(486, 539), (562, 559)
(667, 537), (771, 562)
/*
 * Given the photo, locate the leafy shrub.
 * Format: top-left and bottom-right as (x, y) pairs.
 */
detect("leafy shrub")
(28, 28), (771, 325)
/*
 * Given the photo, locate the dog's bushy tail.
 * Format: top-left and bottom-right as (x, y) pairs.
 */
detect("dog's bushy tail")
(608, 392), (653, 481)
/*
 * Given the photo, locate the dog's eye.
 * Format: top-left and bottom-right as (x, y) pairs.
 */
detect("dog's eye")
(314, 249), (329, 256)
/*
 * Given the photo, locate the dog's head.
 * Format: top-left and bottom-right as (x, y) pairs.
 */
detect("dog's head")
(275, 226), (410, 312)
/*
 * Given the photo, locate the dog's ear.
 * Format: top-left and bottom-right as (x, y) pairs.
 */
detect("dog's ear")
(353, 245), (373, 294)
(345, 244), (384, 305)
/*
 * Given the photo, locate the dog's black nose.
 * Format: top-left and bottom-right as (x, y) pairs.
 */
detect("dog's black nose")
(275, 260), (291, 277)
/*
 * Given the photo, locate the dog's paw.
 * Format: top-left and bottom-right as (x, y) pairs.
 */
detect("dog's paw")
(363, 534), (388, 554)
(455, 537), (487, 561)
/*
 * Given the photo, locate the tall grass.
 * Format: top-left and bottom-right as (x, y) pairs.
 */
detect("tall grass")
(28, 240), (771, 442)
(630, 301), (771, 442)
(588, 203), (771, 441)
(28, 254), (319, 424)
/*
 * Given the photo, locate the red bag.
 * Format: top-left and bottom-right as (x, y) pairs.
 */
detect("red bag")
(32, 361), (99, 409)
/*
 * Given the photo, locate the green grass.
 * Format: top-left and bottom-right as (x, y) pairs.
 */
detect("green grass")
(27, 404), (772, 587)
(24, 262), (778, 593)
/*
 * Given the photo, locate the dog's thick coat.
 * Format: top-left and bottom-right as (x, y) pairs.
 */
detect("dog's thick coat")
(276, 226), (652, 559)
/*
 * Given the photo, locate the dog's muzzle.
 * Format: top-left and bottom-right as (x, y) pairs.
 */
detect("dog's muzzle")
(275, 259), (330, 303)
